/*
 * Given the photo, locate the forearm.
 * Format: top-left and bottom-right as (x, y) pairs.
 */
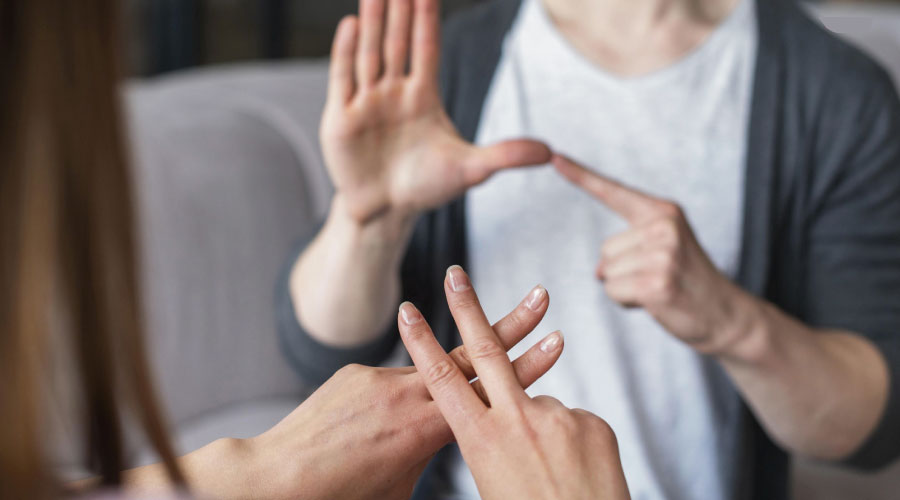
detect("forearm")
(716, 291), (889, 460)
(122, 438), (262, 499)
(291, 194), (415, 347)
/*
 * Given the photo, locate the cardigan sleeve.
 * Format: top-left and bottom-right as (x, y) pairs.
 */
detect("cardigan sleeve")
(275, 207), (465, 385)
(801, 62), (900, 470)
(276, 223), (402, 385)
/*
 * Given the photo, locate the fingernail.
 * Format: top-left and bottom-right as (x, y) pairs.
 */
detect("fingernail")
(399, 302), (422, 325)
(524, 285), (547, 311)
(447, 265), (471, 292)
(540, 331), (563, 353)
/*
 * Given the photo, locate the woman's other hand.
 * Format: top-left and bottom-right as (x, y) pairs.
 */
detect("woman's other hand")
(245, 282), (561, 500)
(399, 266), (631, 500)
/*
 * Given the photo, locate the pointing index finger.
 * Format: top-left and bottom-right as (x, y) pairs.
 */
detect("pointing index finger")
(552, 154), (662, 224)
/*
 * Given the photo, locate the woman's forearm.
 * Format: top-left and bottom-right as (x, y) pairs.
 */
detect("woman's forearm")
(717, 293), (889, 460)
(291, 195), (416, 347)
(122, 438), (263, 499)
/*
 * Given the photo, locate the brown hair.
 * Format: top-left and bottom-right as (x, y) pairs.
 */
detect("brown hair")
(0, 0), (185, 496)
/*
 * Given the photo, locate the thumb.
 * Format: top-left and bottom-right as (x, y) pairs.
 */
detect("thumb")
(463, 139), (552, 185)
(552, 154), (663, 224)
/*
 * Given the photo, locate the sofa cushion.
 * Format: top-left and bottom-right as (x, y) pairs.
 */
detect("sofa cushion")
(127, 62), (331, 429)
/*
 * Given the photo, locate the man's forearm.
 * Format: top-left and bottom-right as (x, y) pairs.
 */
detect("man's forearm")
(291, 195), (416, 347)
(716, 291), (890, 460)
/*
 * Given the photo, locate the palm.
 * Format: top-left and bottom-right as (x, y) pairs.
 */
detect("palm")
(320, 0), (549, 222)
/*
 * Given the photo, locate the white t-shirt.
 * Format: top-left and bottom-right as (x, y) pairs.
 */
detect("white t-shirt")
(444, 0), (759, 498)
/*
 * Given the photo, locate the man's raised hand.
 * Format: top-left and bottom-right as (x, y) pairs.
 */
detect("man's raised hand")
(322, 0), (551, 223)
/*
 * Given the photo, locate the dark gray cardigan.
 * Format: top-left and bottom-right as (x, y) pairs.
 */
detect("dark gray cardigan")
(278, 0), (900, 497)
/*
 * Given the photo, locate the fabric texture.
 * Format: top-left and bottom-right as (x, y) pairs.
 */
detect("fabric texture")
(277, 0), (900, 498)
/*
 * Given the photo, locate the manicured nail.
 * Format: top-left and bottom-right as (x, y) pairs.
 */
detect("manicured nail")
(447, 265), (471, 292)
(399, 302), (422, 325)
(524, 285), (547, 311)
(540, 331), (563, 353)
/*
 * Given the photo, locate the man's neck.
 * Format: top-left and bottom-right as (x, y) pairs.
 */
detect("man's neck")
(542, 0), (736, 35)
(539, 0), (741, 76)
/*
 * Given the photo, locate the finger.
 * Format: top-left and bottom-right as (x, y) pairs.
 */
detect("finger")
(357, 0), (386, 88)
(604, 272), (657, 308)
(398, 301), (486, 432)
(449, 284), (548, 381)
(600, 227), (648, 263)
(509, 331), (564, 391)
(411, 0), (440, 81)
(463, 140), (552, 185)
(470, 331), (563, 404)
(600, 249), (671, 281)
(445, 266), (523, 405)
(384, 0), (412, 77)
(328, 16), (359, 105)
(552, 154), (663, 224)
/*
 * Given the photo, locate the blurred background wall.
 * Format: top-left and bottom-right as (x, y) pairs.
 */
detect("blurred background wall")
(125, 0), (486, 75)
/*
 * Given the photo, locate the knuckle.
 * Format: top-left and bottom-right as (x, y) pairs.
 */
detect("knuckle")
(339, 363), (383, 386)
(466, 339), (507, 362)
(572, 408), (594, 419)
(600, 244), (614, 260)
(403, 320), (435, 342)
(503, 309), (530, 336)
(589, 417), (619, 448)
(532, 395), (559, 406)
(657, 251), (678, 274)
(656, 201), (683, 219)
(652, 219), (680, 245)
(452, 294), (482, 312)
(548, 408), (579, 436)
(425, 360), (458, 388)
(337, 363), (365, 378)
(652, 276), (676, 302)
(600, 239), (625, 260)
(453, 346), (472, 366)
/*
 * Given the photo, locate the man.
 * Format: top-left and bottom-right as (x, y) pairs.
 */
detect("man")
(277, 0), (900, 498)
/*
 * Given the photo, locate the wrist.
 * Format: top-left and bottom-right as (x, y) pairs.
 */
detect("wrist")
(327, 193), (417, 259)
(331, 193), (416, 240)
(706, 287), (774, 364)
(177, 437), (263, 500)
(231, 437), (265, 498)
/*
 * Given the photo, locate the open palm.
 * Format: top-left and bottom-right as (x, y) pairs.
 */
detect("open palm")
(321, 0), (551, 222)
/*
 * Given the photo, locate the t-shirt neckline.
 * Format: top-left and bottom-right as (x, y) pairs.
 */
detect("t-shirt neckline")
(518, 0), (755, 88)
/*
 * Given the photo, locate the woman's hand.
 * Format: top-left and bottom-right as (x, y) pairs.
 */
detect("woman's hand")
(321, 0), (551, 223)
(243, 282), (562, 500)
(399, 266), (631, 500)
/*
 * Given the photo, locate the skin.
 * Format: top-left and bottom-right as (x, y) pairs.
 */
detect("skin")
(542, 0), (740, 76)
(121, 284), (563, 499)
(292, 0), (889, 469)
(398, 266), (631, 500)
(292, 0), (551, 348)
(552, 154), (889, 460)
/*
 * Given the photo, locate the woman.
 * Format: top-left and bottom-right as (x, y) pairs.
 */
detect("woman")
(0, 1), (627, 498)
